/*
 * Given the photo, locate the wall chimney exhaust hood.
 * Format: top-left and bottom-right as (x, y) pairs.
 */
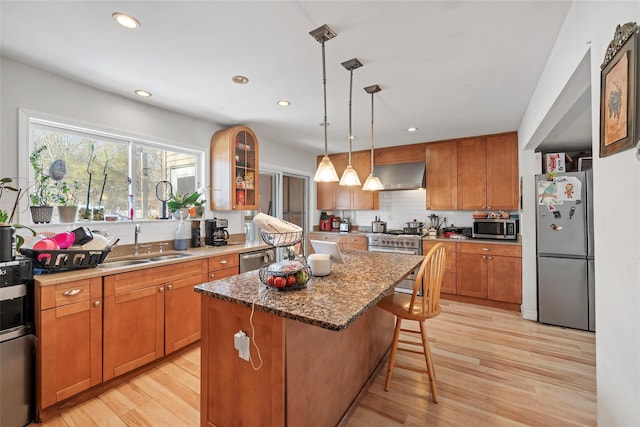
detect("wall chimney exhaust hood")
(374, 162), (426, 191)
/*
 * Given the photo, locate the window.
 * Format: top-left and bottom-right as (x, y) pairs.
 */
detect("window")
(26, 115), (204, 222)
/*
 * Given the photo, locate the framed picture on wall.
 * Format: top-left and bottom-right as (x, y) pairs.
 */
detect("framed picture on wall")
(600, 22), (638, 158)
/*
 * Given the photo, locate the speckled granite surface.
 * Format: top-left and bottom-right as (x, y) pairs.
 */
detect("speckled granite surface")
(195, 249), (424, 331)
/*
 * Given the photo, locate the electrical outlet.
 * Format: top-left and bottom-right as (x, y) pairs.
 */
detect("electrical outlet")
(234, 331), (250, 361)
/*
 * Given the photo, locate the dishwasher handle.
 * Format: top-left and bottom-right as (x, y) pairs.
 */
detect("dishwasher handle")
(241, 251), (272, 260)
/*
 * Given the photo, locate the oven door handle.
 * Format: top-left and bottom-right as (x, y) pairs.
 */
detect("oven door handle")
(368, 247), (419, 255)
(0, 284), (27, 301)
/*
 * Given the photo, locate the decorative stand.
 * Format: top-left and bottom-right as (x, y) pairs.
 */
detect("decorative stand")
(258, 230), (311, 291)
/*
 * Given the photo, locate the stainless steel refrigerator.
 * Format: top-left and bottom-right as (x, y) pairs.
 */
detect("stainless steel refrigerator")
(536, 170), (595, 331)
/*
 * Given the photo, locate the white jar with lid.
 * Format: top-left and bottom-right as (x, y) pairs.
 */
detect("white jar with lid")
(307, 253), (330, 276)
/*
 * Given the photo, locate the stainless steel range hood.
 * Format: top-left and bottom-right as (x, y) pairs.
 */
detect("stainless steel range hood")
(374, 162), (426, 191)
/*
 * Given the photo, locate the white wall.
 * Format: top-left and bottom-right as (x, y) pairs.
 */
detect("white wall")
(518, 2), (640, 424)
(0, 58), (317, 243)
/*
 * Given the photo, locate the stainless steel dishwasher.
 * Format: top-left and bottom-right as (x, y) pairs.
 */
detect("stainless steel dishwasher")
(240, 248), (275, 273)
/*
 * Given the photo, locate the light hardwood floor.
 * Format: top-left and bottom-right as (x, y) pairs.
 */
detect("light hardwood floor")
(31, 300), (596, 426)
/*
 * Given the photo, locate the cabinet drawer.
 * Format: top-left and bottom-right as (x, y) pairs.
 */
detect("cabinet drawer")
(207, 266), (239, 281)
(309, 233), (341, 243)
(340, 235), (366, 250)
(40, 278), (99, 310)
(457, 242), (521, 257)
(209, 253), (239, 272)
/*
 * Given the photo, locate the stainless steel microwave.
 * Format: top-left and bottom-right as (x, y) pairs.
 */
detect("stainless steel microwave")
(472, 218), (519, 240)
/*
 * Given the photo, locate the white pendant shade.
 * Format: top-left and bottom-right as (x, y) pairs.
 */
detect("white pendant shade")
(314, 155), (340, 182)
(362, 174), (384, 191)
(339, 165), (361, 186)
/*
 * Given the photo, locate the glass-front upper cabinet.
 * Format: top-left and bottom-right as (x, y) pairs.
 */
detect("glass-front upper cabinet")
(210, 125), (259, 210)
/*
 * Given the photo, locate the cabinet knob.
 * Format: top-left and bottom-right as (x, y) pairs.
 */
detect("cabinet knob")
(482, 255), (487, 259)
(168, 284), (173, 290)
(488, 256), (493, 260)
(159, 287), (164, 292)
(482, 247), (491, 251)
(209, 272), (216, 279)
(220, 259), (228, 264)
(94, 300), (100, 307)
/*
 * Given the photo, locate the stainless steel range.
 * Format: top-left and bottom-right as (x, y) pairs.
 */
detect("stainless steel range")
(367, 231), (423, 295)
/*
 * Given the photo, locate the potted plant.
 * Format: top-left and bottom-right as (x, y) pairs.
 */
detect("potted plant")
(54, 180), (80, 223)
(0, 177), (35, 257)
(167, 190), (201, 220)
(29, 146), (57, 223)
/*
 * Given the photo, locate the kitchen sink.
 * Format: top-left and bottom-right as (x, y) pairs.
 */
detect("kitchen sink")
(148, 253), (193, 262)
(101, 259), (152, 268)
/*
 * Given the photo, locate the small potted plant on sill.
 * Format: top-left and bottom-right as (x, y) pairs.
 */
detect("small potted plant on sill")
(29, 146), (57, 224)
(54, 180), (80, 223)
(167, 190), (201, 220)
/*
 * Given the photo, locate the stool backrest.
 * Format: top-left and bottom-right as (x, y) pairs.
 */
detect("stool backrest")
(408, 243), (447, 315)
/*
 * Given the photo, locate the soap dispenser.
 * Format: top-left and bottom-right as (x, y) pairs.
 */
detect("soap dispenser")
(174, 212), (190, 250)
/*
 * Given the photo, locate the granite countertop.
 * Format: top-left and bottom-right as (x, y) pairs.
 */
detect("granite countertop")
(195, 249), (424, 331)
(32, 241), (271, 286)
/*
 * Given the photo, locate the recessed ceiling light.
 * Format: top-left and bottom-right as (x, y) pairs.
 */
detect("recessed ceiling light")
(134, 89), (152, 97)
(232, 75), (249, 84)
(113, 12), (140, 29)
(277, 100), (291, 107)
(407, 127), (418, 132)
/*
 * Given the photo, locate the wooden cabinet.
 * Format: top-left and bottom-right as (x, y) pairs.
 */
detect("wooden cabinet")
(340, 234), (367, 250)
(316, 151), (378, 211)
(207, 253), (239, 281)
(457, 132), (518, 211)
(103, 259), (207, 380)
(374, 142), (427, 164)
(425, 141), (457, 210)
(308, 232), (366, 251)
(423, 240), (457, 294)
(35, 278), (102, 411)
(210, 125), (259, 210)
(456, 243), (521, 304)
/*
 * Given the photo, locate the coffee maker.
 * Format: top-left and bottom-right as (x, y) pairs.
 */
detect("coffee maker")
(205, 218), (229, 246)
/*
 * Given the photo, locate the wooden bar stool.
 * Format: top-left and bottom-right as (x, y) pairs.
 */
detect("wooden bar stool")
(377, 242), (447, 403)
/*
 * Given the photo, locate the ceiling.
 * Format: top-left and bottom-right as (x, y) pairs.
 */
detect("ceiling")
(1, 1), (576, 155)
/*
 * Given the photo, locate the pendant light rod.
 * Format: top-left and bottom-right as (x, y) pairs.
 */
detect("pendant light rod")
(341, 58), (362, 166)
(310, 25), (337, 158)
(362, 84), (384, 191)
(364, 84), (381, 172)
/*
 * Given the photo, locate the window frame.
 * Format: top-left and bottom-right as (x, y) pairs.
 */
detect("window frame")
(18, 109), (205, 224)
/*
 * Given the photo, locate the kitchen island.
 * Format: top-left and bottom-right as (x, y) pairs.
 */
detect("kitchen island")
(195, 249), (424, 427)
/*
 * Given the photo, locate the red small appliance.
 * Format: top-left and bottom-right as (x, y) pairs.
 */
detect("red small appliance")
(320, 216), (333, 231)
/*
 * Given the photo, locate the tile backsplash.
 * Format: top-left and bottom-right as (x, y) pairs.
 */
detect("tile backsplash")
(332, 190), (474, 230)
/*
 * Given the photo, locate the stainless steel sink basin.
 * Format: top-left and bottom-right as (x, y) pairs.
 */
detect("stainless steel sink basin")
(148, 253), (193, 262)
(101, 259), (151, 268)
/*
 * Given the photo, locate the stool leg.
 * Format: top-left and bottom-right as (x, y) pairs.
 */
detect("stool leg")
(384, 317), (403, 392)
(419, 322), (438, 403)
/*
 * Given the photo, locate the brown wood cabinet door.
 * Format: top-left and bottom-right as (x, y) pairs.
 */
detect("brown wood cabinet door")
(103, 285), (164, 381)
(487, 255), (522, 304)
(486, 133), (519, 210)
(457, 138), (487, 210)
(425, 141), (457, 210)
(165, 263), (207, 353)
(440, 272), (457, 294)
(351, 151), (378, 210)
(316, 155), (335, 210)
(456, 252), (488, 298)
(332, 153), (351, 209)
(38, 278), (102, 409)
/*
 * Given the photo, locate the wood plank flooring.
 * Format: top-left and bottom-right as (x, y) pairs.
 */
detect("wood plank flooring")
(31, 299), (596, 426)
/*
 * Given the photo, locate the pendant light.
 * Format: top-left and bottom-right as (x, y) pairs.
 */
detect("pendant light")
(310, 25), (339, 182)
(362, 84), (385, 191)
(339, 58), (363, 186)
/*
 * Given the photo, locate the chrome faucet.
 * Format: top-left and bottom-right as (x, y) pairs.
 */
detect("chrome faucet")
(133, 224), (141, 255)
